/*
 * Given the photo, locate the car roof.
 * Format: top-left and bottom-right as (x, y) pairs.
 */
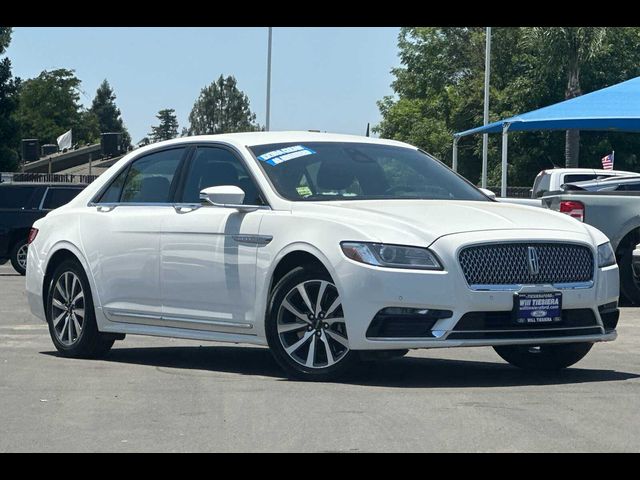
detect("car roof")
(131, 131), (417, 152)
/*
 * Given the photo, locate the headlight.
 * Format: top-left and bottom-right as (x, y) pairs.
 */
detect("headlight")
(340, 242), (443, 270)
(597, 242), (616, 268)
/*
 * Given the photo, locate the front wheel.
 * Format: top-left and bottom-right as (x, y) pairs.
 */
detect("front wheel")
(47, 260), (115, 358)
(494, 343), (593, 371)
(266, 266), (358, 381)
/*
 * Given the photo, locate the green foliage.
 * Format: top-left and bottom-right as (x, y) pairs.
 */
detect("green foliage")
(188, 75), (260, 135)
(149, 109), (179, 143)
(0, 27), (20, 171)
(89, 79), (132, 151)
(14, 68), (99, 148)
(376, 27), (640, 186)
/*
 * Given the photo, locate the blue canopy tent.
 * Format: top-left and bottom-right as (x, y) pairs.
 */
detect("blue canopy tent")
(453, 76), (640, 197)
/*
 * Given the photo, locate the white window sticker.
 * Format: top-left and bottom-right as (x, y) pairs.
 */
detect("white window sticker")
(257, 145), (316, 166)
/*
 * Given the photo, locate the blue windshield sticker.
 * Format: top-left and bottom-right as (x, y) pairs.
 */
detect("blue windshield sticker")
(257, 145), (316, 166)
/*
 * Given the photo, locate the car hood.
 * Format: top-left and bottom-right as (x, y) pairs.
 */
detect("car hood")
(292, 199), (596, 246)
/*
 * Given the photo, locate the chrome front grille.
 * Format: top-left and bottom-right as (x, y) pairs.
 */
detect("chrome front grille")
(459, 243), (594, 287)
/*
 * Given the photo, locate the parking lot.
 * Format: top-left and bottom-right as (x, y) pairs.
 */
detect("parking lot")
(0, 263), (638, 452)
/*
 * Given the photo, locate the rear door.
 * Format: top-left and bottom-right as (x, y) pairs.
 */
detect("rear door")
(80, 147), (187, 324)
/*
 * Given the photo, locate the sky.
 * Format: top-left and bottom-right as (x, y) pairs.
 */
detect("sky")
(8, 27), (401, 143)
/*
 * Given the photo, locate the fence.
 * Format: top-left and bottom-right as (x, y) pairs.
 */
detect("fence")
(486, 186), (531, 198)
(0, 172), (100, 184)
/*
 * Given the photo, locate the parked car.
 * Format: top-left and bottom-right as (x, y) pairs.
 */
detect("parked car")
(542, 189), (640, 304)
(531, 168), (635, 198)
(562, 175), (640, 192)
(0, 183), (85, 275)
(26, 132), (619, 380)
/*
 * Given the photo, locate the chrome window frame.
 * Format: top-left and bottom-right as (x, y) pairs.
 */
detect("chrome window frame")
(89, 141), (272, 211)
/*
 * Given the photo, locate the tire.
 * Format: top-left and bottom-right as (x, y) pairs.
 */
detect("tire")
(265, 266), (358, 381)
(46, 259), (115, 358)
(494, 342), (593, 371)
(10, 240), (29, 276)
(619, 247), (640, 305)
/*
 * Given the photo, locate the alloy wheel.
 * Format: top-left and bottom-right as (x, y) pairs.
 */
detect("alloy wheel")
(17, 244), (28, 270)
(276, 280), (349, 369)
(51, 271), (85, 346)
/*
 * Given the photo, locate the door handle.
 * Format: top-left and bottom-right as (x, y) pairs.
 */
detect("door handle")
(173, 205), (200, 214)
(96, 205), (116, 212)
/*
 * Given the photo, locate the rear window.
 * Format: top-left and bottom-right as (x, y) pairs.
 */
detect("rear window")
(0, 186), (39, 209)
(563, 174), (598, 184)
(42, 188), (83, 210)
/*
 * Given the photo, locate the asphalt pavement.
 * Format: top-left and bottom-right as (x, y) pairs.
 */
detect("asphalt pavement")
(1, 263), (638, 452)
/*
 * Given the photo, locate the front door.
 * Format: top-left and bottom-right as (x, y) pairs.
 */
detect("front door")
(160, 146), (268, 333)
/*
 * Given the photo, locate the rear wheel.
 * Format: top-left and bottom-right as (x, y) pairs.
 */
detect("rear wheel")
(47, 260), (115, 358)
(494, 343), (593, 371)
(10, 240), (28, 275)
(266, 266), (357, 381)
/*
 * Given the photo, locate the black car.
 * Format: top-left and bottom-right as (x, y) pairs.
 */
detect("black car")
(0, 183), (85, 275)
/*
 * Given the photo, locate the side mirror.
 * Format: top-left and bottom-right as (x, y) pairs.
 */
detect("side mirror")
(199, 185), (268, 212)
(200, 185), (245, 206)
(479, 187), (497, 200)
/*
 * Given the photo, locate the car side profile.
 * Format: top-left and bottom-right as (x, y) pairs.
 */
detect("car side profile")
(26, 132), (620, 380)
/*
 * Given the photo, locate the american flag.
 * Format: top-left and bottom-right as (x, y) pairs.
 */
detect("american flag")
(602, 151), (615, 170)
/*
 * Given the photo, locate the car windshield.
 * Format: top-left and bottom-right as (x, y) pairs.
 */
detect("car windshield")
(248, 142), (487, 202)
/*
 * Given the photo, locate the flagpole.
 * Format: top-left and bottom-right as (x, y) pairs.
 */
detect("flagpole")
(266, 27), (273, 132)
(481, 26), (492, 189)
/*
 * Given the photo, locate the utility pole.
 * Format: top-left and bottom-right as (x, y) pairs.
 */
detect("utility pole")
(266, 27), (273, 131)
(482, 26), (492, 189)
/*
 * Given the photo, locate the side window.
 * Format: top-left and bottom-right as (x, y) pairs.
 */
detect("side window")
(0, 186), (39, 209)
(617, 183), (640, 191)
(98, 148), (185, 204)
(532, 173), (550, 198)
(180, 147), (262, 205)
(42, 188), (82, 210)
(97, 168), (128, 203)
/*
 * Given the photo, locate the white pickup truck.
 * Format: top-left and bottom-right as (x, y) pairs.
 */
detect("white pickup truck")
(494, 168), (636, 208)
(532, 168), (635, 198)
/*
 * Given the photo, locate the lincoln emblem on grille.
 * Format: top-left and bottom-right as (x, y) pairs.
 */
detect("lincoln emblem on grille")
(527, 246), (540, 275)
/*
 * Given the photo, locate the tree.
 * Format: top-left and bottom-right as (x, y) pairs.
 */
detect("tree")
(149, 109), (179, 142)
(376, 27), (640, 187)
(0, 27), (20, 171)
(14, 68), (99, 147)
(524, 27), (608, 167)
(89, 79), (132, 151)
(187, 75), (260, 135)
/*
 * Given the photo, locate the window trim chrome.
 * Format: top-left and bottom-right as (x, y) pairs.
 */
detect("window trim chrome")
(89, 141), (274, 210)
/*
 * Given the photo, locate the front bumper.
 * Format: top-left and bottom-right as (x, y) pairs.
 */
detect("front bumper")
(335, 231), (619, 351)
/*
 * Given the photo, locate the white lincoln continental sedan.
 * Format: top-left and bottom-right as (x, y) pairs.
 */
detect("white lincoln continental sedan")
(26, 132), (620, 380)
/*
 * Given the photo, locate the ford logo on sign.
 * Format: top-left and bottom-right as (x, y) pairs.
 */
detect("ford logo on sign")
(531, 310), (547, 318)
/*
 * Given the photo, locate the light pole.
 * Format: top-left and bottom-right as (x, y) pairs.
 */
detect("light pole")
(481, 26), (492, 189)
(266, 27), (273, 131)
